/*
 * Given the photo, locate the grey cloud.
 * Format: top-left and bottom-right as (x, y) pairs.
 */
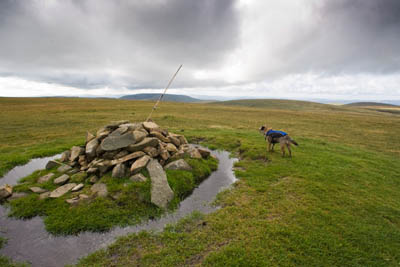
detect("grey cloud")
(0, 0), (239, 89)
(281, 0), (400, 75)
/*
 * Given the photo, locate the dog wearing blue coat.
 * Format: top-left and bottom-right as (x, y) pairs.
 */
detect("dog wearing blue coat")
(259, 125), (298, 157)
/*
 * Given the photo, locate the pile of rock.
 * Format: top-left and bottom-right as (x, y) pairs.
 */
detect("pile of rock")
(1, 121), (211, 209)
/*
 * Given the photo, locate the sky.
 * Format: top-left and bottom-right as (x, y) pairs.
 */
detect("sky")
(0, 0), (400, 102)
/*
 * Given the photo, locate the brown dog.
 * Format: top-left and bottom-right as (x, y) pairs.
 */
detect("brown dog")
(259, 126), (298, 157)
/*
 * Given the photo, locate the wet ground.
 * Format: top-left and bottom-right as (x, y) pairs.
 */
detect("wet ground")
(0, 149), (237, 267)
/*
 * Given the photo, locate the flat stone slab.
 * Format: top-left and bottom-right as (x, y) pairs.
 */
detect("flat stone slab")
(100, 131), (136, 151)
(71, 183), (84, 192)
(54, 174), (70, 185)
(110, 151), (145, 165)
(37, 173), (54, 183)
(164, 159), (192, 171)
(130, 155), (150, 174)
(30, 187), (47, 194)
(50, 183), (77, 198)
(127, 137), (158, 152)
(142, 121), (160, 132)
(147, 159), (174, 209)
(57, 164), (72, 173)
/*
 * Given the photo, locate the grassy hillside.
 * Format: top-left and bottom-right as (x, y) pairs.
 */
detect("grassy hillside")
(345, 102), (398, 107)
(0, 97), (399, 266)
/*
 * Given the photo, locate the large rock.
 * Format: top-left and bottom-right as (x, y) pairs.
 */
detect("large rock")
(46, 160), (62, 170)
(142, 121), (160, 132)
(147, 159), (174, 209)
(130, 155), (150, 174)
(70, 146), (84, 162)
(91, 183), (108, 197)
(37, 173), (54, 183)
(100, 131), (137, 151)
(54, 174), (70, 185)
(164, 159), (192, 171)
(50, 183), (77, 198)
(112, 163), (127, 178)
(0, 185), (12, 200)
(85, 138), (99, 159)
(127, 137), (158, 152)
(110, 151), (145, 165)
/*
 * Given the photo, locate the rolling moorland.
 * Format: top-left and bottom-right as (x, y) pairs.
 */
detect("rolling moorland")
(0, 97), (399, 266)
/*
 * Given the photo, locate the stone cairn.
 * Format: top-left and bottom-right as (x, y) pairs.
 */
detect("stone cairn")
(0, 121), (211, 209)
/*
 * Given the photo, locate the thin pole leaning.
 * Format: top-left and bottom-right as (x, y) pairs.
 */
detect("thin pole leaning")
(146, 64), (183, 122)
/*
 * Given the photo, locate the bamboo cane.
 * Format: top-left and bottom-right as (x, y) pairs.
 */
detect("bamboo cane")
(146, 64), (183, 122)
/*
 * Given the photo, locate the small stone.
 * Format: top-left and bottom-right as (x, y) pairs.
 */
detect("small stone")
(164, 159), (192, 171)
(46, 160), (62, 170)
(102, 150), (121, 160)
(144, 146), (159, 157)
(71, 183), (84, 192)
(159, 148), (170, 161)
(127, 137), (159, 152)
(115, 150), (129, 159)
(67, 168), (80, 175)
(165, 143), (178, 153)
(70, 146), (85, 162)
(130, 173), (147, 182)
(79, 194), (89, 199)
(112, 163), (127, 178)
(87, 167), (98, 175)
(110, 151), (145, 165)
(60, 151), (71, 162)
(86, 131), (95, 143)
(130, 155), (150, 174)
(197, 148), (211, 158)
(91, 183), (108, 197)
(149, 131), (170, 142)
(168, 135), (181, 147)
(132, 130), (147, 143)
(85, 138), (99, 159)
(50, 183), (77, 198)
(57, 164), (72, 173)
(142, 121), (160, 132)
(8, 192), (28, 200)
(39, 192), (51, 200)
(37, 173), (55, 183)
(30, 187), (47, 193)
(66, 196), (80, 204)
(54, 174), (70, 185)
(0, 185), (13, 200)
(96, 127), (112, 139)
(88, 175), (99, 184)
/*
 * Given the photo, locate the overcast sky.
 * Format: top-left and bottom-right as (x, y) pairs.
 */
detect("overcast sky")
(0, 0), (400, 101)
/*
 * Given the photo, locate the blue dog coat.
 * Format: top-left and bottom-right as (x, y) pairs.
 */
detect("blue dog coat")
(266, 129), (287, 136)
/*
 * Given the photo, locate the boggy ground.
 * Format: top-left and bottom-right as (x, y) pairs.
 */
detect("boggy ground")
(1, 97), (400, 266)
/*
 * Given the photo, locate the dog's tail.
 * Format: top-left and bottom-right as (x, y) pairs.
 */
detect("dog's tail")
(290, 138), (298, 146)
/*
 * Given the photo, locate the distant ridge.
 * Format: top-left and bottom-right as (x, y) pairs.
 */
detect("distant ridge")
(345, 102), (398, 107)
(120, 93), (202, 102)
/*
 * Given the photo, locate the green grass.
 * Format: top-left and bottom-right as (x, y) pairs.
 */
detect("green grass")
(6, 156), (217, 235)
(0, 97), (399, 266)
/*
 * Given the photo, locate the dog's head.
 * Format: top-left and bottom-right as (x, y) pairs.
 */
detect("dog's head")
(259, 125), (267, 134)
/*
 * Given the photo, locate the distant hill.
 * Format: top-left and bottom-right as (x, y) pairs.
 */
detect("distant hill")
(120, 94), (202, 102)
(345, 102), (398, 107)
(211, 99), (349, 112)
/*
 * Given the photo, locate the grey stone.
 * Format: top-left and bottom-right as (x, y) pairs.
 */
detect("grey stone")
(197, 148), (211, 158)
(100, 131), (136, 151)
(147, 159), (174, 209)
(66, 196), (80, 204)
(112, 163), (127, 178)
(91, 183), (108, 197)
(142, 121), (160, 132)
(127, 137), (159, 152)
(46, 160), (62, 170)
(159, 148), (170, 161)
(132, 130), (147, 143)
(30, 187), (47, 193)
(165, 143), (178, 153)
(110, 151), (145, 165)
(115, 150), (129, 159)
(164, 159), (192, 171)
(57, 164), (72, 173)
(130, 155), (150, 174)
(86, 131), (95, 143)
(71, 183), (84, 192)
(85, 138), (99, 159)
(67, 168), (80, 175)
(130, 173), (147, 182)
(60, 151), (71, 162)
(79, 194), (89, 199)
(0, 185), (13, 200)
(144, 146), (159, 158)
(37, 173), (54, 183)
(149, 131), (169, 142)
(168, 135), (181, 147)
(102, 150), (121, 160)
(8, 192), (28, 200)
(105, 120), (129, 129)
(50, 183), (77, 198)
(54, 174), (70, 185)
(120, 123), (145, 131)
(87, 168), (98, 175)
(70, 146), (84, 161)
(96, 127), (112, 138)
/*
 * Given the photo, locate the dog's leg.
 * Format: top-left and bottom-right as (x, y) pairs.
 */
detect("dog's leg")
(287, 143), (292, 157)
(271, 143), (275, 151)
(280, 142), (285, 157)
(267, 142), (271, 152)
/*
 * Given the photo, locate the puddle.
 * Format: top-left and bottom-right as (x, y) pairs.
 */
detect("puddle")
(0, 149), (238, 267)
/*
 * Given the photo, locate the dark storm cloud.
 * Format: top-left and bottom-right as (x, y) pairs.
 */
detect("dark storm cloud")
(281, 0), (400, 75)
(0, 0), (239, 88)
